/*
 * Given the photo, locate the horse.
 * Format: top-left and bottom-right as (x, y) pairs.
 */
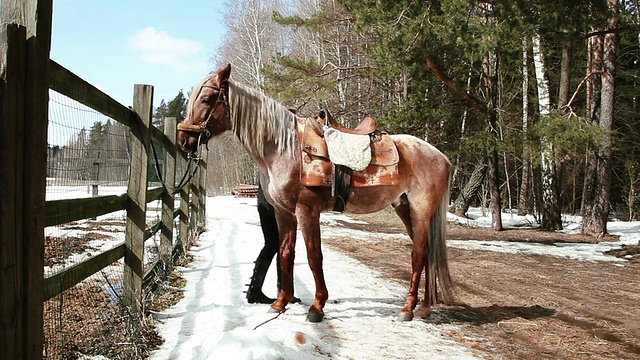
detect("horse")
(177, 64), (454, 322)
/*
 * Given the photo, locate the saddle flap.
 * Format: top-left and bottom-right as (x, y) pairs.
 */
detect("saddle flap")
(370, 133), (399, 166)
(302, 117), (328, 159)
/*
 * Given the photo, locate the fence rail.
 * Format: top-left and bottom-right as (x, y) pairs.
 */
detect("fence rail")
(1, 1), (207, 356)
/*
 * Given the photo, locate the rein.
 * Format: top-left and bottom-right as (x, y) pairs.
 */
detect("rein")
(149, 137), (201, 195)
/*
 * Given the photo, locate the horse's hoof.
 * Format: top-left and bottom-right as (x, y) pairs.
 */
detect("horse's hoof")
(415, 306), (432, 319)
(398, 311), (414, 321)
(306, 311), (324, 323)
(269, 305), (285, 314)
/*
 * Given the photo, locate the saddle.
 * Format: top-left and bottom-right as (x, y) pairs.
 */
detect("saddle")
(297, 111), (400, 192)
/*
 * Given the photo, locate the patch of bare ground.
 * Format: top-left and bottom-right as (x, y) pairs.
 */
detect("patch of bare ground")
(322, 209), (640, 360)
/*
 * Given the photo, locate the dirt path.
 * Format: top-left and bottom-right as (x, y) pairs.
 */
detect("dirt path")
(322, 211), (640, 360)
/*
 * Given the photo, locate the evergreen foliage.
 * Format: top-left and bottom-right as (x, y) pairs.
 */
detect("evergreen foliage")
(207, 0), (640, 225)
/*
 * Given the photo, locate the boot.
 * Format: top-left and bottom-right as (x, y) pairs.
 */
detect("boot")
(246, 255), (275, 304)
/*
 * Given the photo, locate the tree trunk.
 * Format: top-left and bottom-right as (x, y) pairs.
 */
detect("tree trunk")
(532, 33), (562, 230)
(519, 38), (533, 215)
(482, 50), (503, 231)
(452, 157), (488, 217)
(582, 0), (618, 237)
(556, 41), (572, 204)
(581, 30), (603, 218)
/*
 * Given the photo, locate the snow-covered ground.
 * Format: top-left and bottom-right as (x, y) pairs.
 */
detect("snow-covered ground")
(149, 196), (639, 359)
(446, 208), (640, 263)
(150, 196), (480, 360)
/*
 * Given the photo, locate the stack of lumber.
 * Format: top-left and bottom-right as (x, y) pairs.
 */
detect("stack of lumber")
(233, 184), (259, 198)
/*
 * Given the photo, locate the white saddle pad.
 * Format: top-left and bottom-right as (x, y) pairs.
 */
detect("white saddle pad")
(324, 127), (371, 171)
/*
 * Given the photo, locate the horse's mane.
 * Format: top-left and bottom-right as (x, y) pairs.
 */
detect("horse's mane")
(228, 81), (296, 157)
(187, 73), (296, 157)
(186, 73), (296, 158)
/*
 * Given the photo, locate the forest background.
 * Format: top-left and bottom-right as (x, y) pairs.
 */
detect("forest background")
(59, 0), (640, 237)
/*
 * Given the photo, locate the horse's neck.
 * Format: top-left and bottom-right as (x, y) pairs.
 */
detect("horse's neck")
(229, 81), (297, 163)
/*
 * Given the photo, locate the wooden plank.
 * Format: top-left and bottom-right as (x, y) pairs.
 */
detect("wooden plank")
(2, 0), (52, 356)
(43, 243), (126, 301)
(178, 153), (190, 253)
(0, 23), (27, 360)
(146, 186), (165, 203)
(49, 60), (135, 127)
(25, 0), (51, 351)
(44, 187), (164, 227)
(191, 172), (201, 233)
(150, 124), (174, 152)
(142, 259), (165, 289)
(161, 117), (177, 266)
(198, 150), (207, 230)
(144, 220), (162, 241)
(45, 194), (127, 227)
(123, 84), (153, 321)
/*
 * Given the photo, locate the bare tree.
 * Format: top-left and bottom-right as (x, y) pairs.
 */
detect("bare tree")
(209, 0), (292, 189)
(217, 0), (291, 87)
(519, 38), (533, 215)
(532, 33), (562, 230)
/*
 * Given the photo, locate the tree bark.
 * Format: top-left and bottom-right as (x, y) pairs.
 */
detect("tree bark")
(532, 33), (562, 230)
(581, 30), (603, 220)
(482, 49), (503, 231)
(556, 41), (572, 201)
(452, 157), (488, 217)
(582, 0), (618, 237)
(519, 38), (533, 215)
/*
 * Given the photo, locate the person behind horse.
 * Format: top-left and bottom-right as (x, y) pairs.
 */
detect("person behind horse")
(245, 184), (300, 304)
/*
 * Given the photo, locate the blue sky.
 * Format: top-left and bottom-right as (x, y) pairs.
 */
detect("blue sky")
(51, 0), (227, 108)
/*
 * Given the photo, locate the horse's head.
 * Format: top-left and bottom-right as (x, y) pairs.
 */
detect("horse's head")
(177, 64), (232, 155)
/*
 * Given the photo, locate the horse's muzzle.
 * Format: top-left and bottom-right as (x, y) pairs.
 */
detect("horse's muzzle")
(177, 130), (198, 154)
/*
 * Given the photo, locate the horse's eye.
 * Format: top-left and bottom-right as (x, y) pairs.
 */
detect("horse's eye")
(201, 97), (211, 104)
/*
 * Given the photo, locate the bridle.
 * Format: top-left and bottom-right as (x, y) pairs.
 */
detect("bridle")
(176, 81), (230, 156)
(162, 80), (229, 193)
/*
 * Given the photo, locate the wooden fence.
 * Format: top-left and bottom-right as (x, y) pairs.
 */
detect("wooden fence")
(0, 1), (206, 358)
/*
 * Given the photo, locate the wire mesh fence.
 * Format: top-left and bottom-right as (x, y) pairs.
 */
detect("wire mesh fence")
(43, 91), (191, 359)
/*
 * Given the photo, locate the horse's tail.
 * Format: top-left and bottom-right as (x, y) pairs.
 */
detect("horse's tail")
(427, 175), (454, 306)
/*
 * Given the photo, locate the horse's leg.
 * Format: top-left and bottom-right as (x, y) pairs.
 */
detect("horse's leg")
(395, 198), (431, 321)
(298, 211), (328, 322)
(270, 212), (297, 312)
(393, 195), (413, 239)
(414, 256), (433, 319)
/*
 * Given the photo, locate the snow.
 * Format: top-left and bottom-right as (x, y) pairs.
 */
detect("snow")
(446, 208), (640, 262)
(150, 196), (479, 360)
(149, 196), (639, 359)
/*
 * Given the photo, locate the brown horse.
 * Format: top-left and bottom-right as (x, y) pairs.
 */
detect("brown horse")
(177, 64), (454, 322)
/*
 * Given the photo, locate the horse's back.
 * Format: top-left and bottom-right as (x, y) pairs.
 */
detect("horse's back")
(391, 134), (450, 174)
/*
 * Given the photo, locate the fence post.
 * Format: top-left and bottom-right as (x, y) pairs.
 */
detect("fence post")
(161, 117), (177, 268)
(191, 164), (201, 233)
(123, 84), (153, 332)
(178, 152), (189, 253)
(1, 23), (28, 360)
(1, 0), (52, 357)
(198, 150), (207, 229)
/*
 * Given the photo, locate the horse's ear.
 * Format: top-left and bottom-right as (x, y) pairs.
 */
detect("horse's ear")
(218, 64), (231, 84)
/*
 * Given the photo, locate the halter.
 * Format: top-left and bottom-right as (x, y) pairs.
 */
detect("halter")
(177, 82), (230, 151)
(167, 81), (230, 191)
